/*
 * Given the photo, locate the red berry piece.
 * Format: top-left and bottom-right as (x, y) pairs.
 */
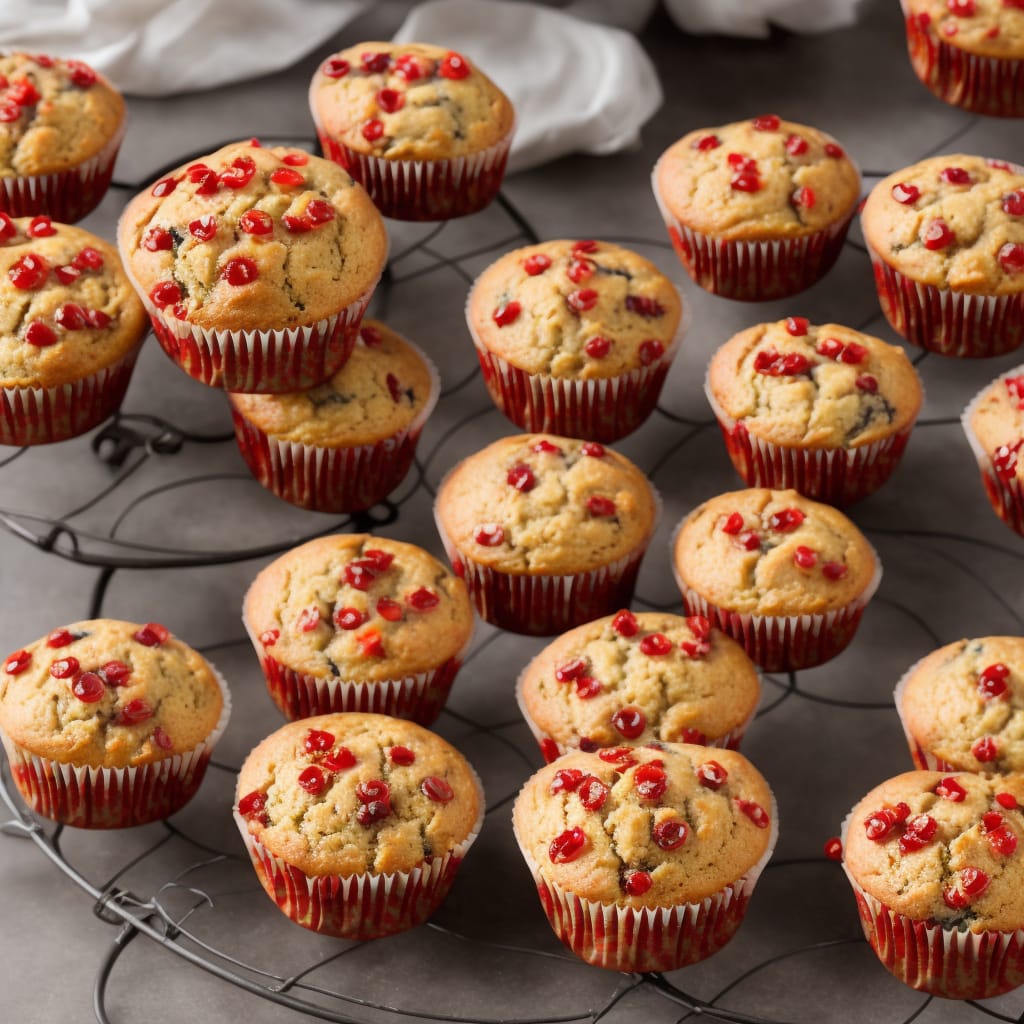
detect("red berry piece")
(793, 545), (818, 570)
(625, 295), (666, 318)
(572, 240), (599, 254)
(9, 253), (48, 289)
(72, 247), (103, 271)
(769, 507), (805, 532)
(612, 707), (646, 739)
(26, 215), (55, 238)
(567, 258), (593, 283)
(406, 588), (439, 612)
(4, 650), (30, 675)
(575, 676), (602, 699)
(994, 441), (1024, 481)
(947, 0), (975, 14)
(680, 639), (711, 659)
(624, 870), (653, 896)
(386, 372), (403, 404)
(815, 337), (843, 360)
(360, 50), (390, 73)
(973, 736), (998, 762)
(507, 464), (536, 492)
(53, 264), (80, 285)
(532, 439), (562, 455)
(839, 342), (868, 364)
(296, 607), (321, 632)
(578, 775), (608, 810)
(100, 661), (131, 686)
(356, 628), (385, 657)
(736, 799), (771, 828)
(24, 321), (56, 347)
(304, 200), (335, 226)
(474, 523), (504, 546)
(549, 827), (587, 863)
(376, 597), (402, 622)
(940, 166), (972, 186)
(1003, 191), (1024, 216)
(559, 660), (593, 693)
(550, 769), (584, 794)
(421, 776), (454, 803)
(898, 813), (937, 853)
(891, 182), (921, 205)
(785, 316), (809, 336)
(731, 169), (761, 192)
(186, 166), (218, 195)
(269, 166), (305, 188)
(376, 87), (405, 114)
(752, 114), (780, 131)
(133, 622), (169, 646)
(611, 610), (638, 637)
(652, 818), (688, 850)
(944, 867), (988, 909)
(356, 780), (390, 804)
(389, 746), (415, 766)
(117, 698), (154, 725)
(721, 512), (745, 535)
(149, 280), (182, 308)
(362, 550), (394, 572)
(598, 747), (638, 770)
(634, 763), (668, 801)
(71, 672), (105, 703)
(394, 54), (425, 80)
(238, 790), (267, 817)
(864, 802), (911, 841)
(0, 212), (16, 242)
(822, 562), (848, 581)
(304, 729), (335, 753)
(697, 760), (728, 789)
(567, 288), (598, 313)
(260, 627), (281, 646)
(753, 348), (814, 377)
(8, 79), (39, 106)
(218, 156), (257, 189)
(996, 792), (1020, 810)
(922, 219), (955, 250)
(587, 495), (616, 517)
(189, 214), (217, 241)
(49, 656), (80, 679)
(793, 186), (816, 209)
(142, 226), (174, 252)
(738, 530), (761, 551)
(360, 325), (382, 347)
(221, 257), (259, 286)
(493, 299), (521, 326)
(152, 727), (173, 751)
(785, 134), (809, 156)
(45, 628), (76, 649)
(0, 101), (20, 123)
(639, 633), (672, 656)
(935, 777), (967, 801)
(297, 766), (328, 795)
(281, 152), (309, 168)
(824, 143), (844, 158)
(439, 51), (471, 79)
(978, 662), (1010, 699)
(239, 210), (273, 235)
(334, 607), (366, 630)
(639, 339), (665, 366)
(151, 177), (178, 198)
(581, 442), (605, 457)
(998, 243), (1024, 274)
(356, 799), (391, 826)
(523, 253), (551, 275)
(67, 61), (97, 88)
(693, 134), (721, 151)
(322, 747), (357, 772)
(824, 837), (843, 861)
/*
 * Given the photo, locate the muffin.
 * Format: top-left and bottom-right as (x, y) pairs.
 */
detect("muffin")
(861, 153), (1024, 358)
(895, 636), (1024, 772)
(512, 743), (777, 972)
(671, 487), (881, 671)
(235, 712), (484, 939)
(466, 239), (686, 442)
(229, 320), (439, 512)
(963, 363), (1024, 536)
(243, 534), (474, 725)
(0, 52), (126, 222)
(651, 115), (860, 300)
(706, 318), (924, 505)
(901, 1), (1024, 118)
(433, 433), (660, 635)
(842, 769), (1024, 998)
(117, 139), (387, 393)
(516, 610), (760, 762)
(309, 41), (514, 221)
(0, 619), (229, 828)
(0, 219), (147, 446)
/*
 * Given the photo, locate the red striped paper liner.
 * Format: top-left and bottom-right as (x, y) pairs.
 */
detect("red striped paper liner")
(311, 102), (513, 222)
(0, 115), (126, 222)
(962, 370), (1024, 539)
(514, 664), (753, 762)
(0, 664), (230, 829)
(0, 341), (142, 446)
(841, 812), (1024, 998)
(704, 374), (917, 506)
(233, 771), (483, 940)
(867, 244), (1024, 359)
(651, 159), (854, 301)
(229, 342), (439, 512)
(902, 6), (1024, 118)
(433, 487), (660, 636)
(514, 796), (777, 972)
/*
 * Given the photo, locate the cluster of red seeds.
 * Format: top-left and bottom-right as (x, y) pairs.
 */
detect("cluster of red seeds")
(0, 57), (97, 118)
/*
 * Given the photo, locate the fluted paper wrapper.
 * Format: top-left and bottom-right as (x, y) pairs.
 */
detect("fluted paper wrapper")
(514, 796), (777, 972)
(892, 658), (959, 772)
(0, 663), (231, 828)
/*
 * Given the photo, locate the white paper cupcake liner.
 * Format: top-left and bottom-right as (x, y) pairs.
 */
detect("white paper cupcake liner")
(234, 767), (484, 940)
(0, 662), (231, 829)
(891, 657), (959, 772)
(0, 341), (142, 446)
(704, 372), (917, 506)
(514, 794), (777, 972)
(0, 114), (126, 222)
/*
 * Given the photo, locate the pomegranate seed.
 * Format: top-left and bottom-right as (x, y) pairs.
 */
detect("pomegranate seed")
(566, 257), (593, 284)
(305, 200), (335, 226)
(85, 308), (111, 329)
(389, 746), (415, 765)
(377, 88), (404, 114)
(24, 321), (56, 347)
(149, 281), (182, 308)
(681, 639), (711, 658)
(322, 747), (357, 772)
(973, 736), (998, 762)
(792, 546), (817, 569)
(376, 597), (402, 622)
(961, 865), (989, 896)
(359, 325), (382, 347)
(687, 616), (711, 640)
(386, 372), (403, 403)
(0, 213), (16, 241)
(117, 698), (153, 725)
(978, 663), (1010, 699)
(49, 657), (80, 679)
(406, 588), (439, 612)
(693, 134), (721, 151)
(996, 792), (1019, 810)
(142, 226), (174, 252)
(507, 464), (536, 492)
(738, 530), (761, 551)
(721, 512), (745, 535)
(304, 729), (335, 753)
(540, 738), (561, 763)
(822, 562), (848, 581)
(814, 337), (843, 360)
(45, 629), (75, 649)
(947, 0), (975, 13)
(942, 884), (969, 910)
(493, 300), (521, 326)
(998, 243), (1024, 274)
(358, 118), (384, 142)
(598, 747), (637, 769)
(839, 342), (868, 364)
(584, 336), (611, 358)
(994, 441), (1024, 481)
(625, 295), (666, 317)
(258, 628), (280, 647)
(281, 152), (308, 168)
(71, 672), (105, 702)
(624, 870), (653, 896)
(356, 780), (390, 804)
(67, 62), (97, 88)
(100, 661), (131, 686)
(357, 628), (385, 657)
(891, 182), (921, 205)
(474, 523), (505, 546)
(334, 607), (366, 630)
(153, 727), (173, 750)
(270, 167), (305, 188)
(219, 156), (257, 189)
(53, 264), (80, 285)
(652, 818), (688, 850)
(133, 623), (169, 646)
(611, 610), (638, 637)
(298, 766), (328, 795)
(681, 727), (707, 744)
(295, 607), (320, 632)
(752, 114), (780, 131)
(824, 143), (844, 158)
(523, 253), (551, 275)
(9, 253), (48, 289)
(612, 707), (646, 739)
(940, 166), (971, 185)
(736, 799), (771, 828)
(639, 633), (672, 656)
(551, 769), (584, 794)
(634, 763), (668, 801)
(554, 658), (588, 684)
(361, 51), (390, 73)
(549, 827), (587, 863)
(1003, 191), (1024, 216)
(824, 837), (843, 861)
(572, 240), (599, 254)
(935, 777), (967, 801)
(151, 177), (178, 197)
(731, 170), (762, 192)
(357, 800), (391, 825)
(4, 650), (30, 674)
(864, 802), (910, 841)
(578, 775), (608, 810)
(587, 495), (616, 517)
(421, 776), (454, 802)
(698, 760), (728, 789)
(189, 214), (218, 241)
(567, 288), (598, 313)
(72, 247), (103, 270)
(532, 439), (562, 454)
(239, 210), (274, 235)
(922, 219), (955, 250)
(786, 134), (810, 156)
(0, 102), (20, 122)
(639, 339), (665, 365)
(8, 80), (39, 106)
(769, 507), (805, 532)
(25, 215), (54, 238)
(753, 348), (814, 376)
(362, 550), (394, 572)
(575, 676), (602, 699)
(898, 813), (937, 853)
(581, 442), (605, 457)
(785, 316), (809, 336)
(238, 790), (266, 816)
(439, 51), (471, 79)
(794, 186), (816, 209)
(394, 54), (425, 80)
(221, 257), (258, 286)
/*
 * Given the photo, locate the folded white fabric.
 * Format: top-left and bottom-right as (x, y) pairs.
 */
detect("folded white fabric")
(0, 0), (368, 96)
(394, 0), (663, 173)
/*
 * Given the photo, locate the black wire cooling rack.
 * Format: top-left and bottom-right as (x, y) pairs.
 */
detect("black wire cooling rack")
(3, 111), (1024, 1024)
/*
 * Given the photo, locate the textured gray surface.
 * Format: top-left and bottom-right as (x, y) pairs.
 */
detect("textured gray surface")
(2, 1), (1023, 1022)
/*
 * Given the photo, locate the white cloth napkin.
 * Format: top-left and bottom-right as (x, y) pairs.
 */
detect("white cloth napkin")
(394, 0), (663, 173)
(0, 0), (368, 96)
